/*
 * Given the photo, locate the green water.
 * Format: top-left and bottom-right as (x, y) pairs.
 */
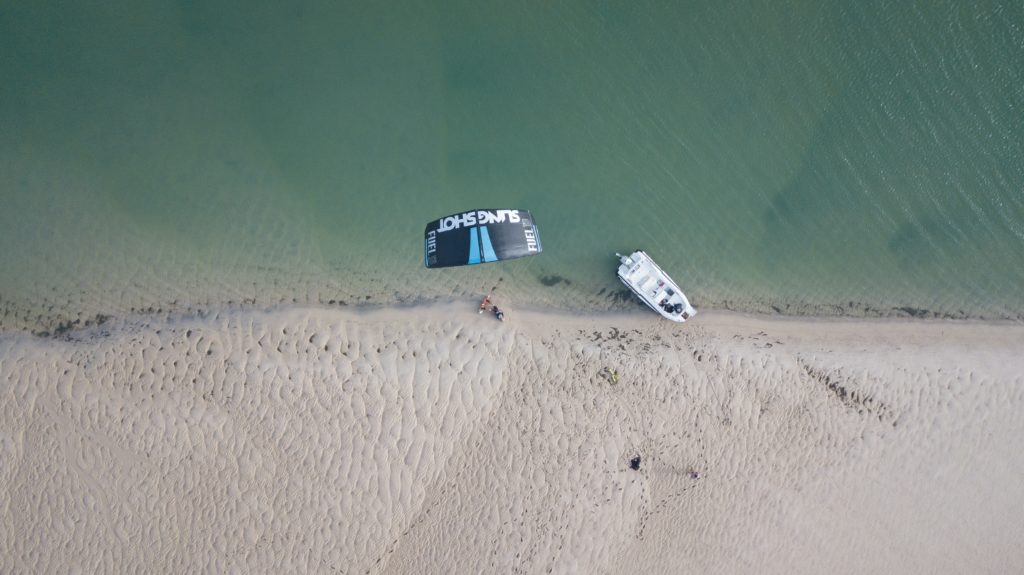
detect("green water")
(2, 0), (1023, 330)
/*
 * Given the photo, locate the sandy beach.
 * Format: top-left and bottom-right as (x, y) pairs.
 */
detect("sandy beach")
(1, 303), (1022, 573)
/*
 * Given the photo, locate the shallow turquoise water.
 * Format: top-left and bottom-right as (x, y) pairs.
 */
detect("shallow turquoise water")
(2, 0), (1023, 330)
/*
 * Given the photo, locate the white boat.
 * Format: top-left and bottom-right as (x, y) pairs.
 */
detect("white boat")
(615, 250), (697, 322)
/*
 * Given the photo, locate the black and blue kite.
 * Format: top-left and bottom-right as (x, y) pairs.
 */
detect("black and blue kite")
(424, 208), (542, 268)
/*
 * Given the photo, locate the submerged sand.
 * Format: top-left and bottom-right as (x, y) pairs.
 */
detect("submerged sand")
(1, 304), (1022, 573)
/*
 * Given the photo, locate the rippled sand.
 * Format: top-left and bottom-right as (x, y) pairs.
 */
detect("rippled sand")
(1, 304), (1022, 573)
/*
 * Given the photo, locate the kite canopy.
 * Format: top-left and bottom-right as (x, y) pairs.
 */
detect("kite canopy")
(424, 209), (542, 268)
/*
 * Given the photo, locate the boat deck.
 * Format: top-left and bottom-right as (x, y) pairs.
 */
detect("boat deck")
(616, 250), (697, 322)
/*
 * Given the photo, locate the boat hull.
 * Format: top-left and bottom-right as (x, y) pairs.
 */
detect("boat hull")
(615, 250), (697, 322)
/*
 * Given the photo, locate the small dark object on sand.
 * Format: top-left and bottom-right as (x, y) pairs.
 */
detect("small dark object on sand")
(689, 470), (700, 480)
(629, 456), (641, 471)
(599, 367), (619, 384)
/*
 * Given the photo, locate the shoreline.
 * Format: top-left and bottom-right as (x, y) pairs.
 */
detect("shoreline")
(5, 297), (1023, 342)
(3, 276), (1023, 336)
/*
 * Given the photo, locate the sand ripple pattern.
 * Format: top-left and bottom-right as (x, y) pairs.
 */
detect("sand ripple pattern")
(1, 307), (1022, 573)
